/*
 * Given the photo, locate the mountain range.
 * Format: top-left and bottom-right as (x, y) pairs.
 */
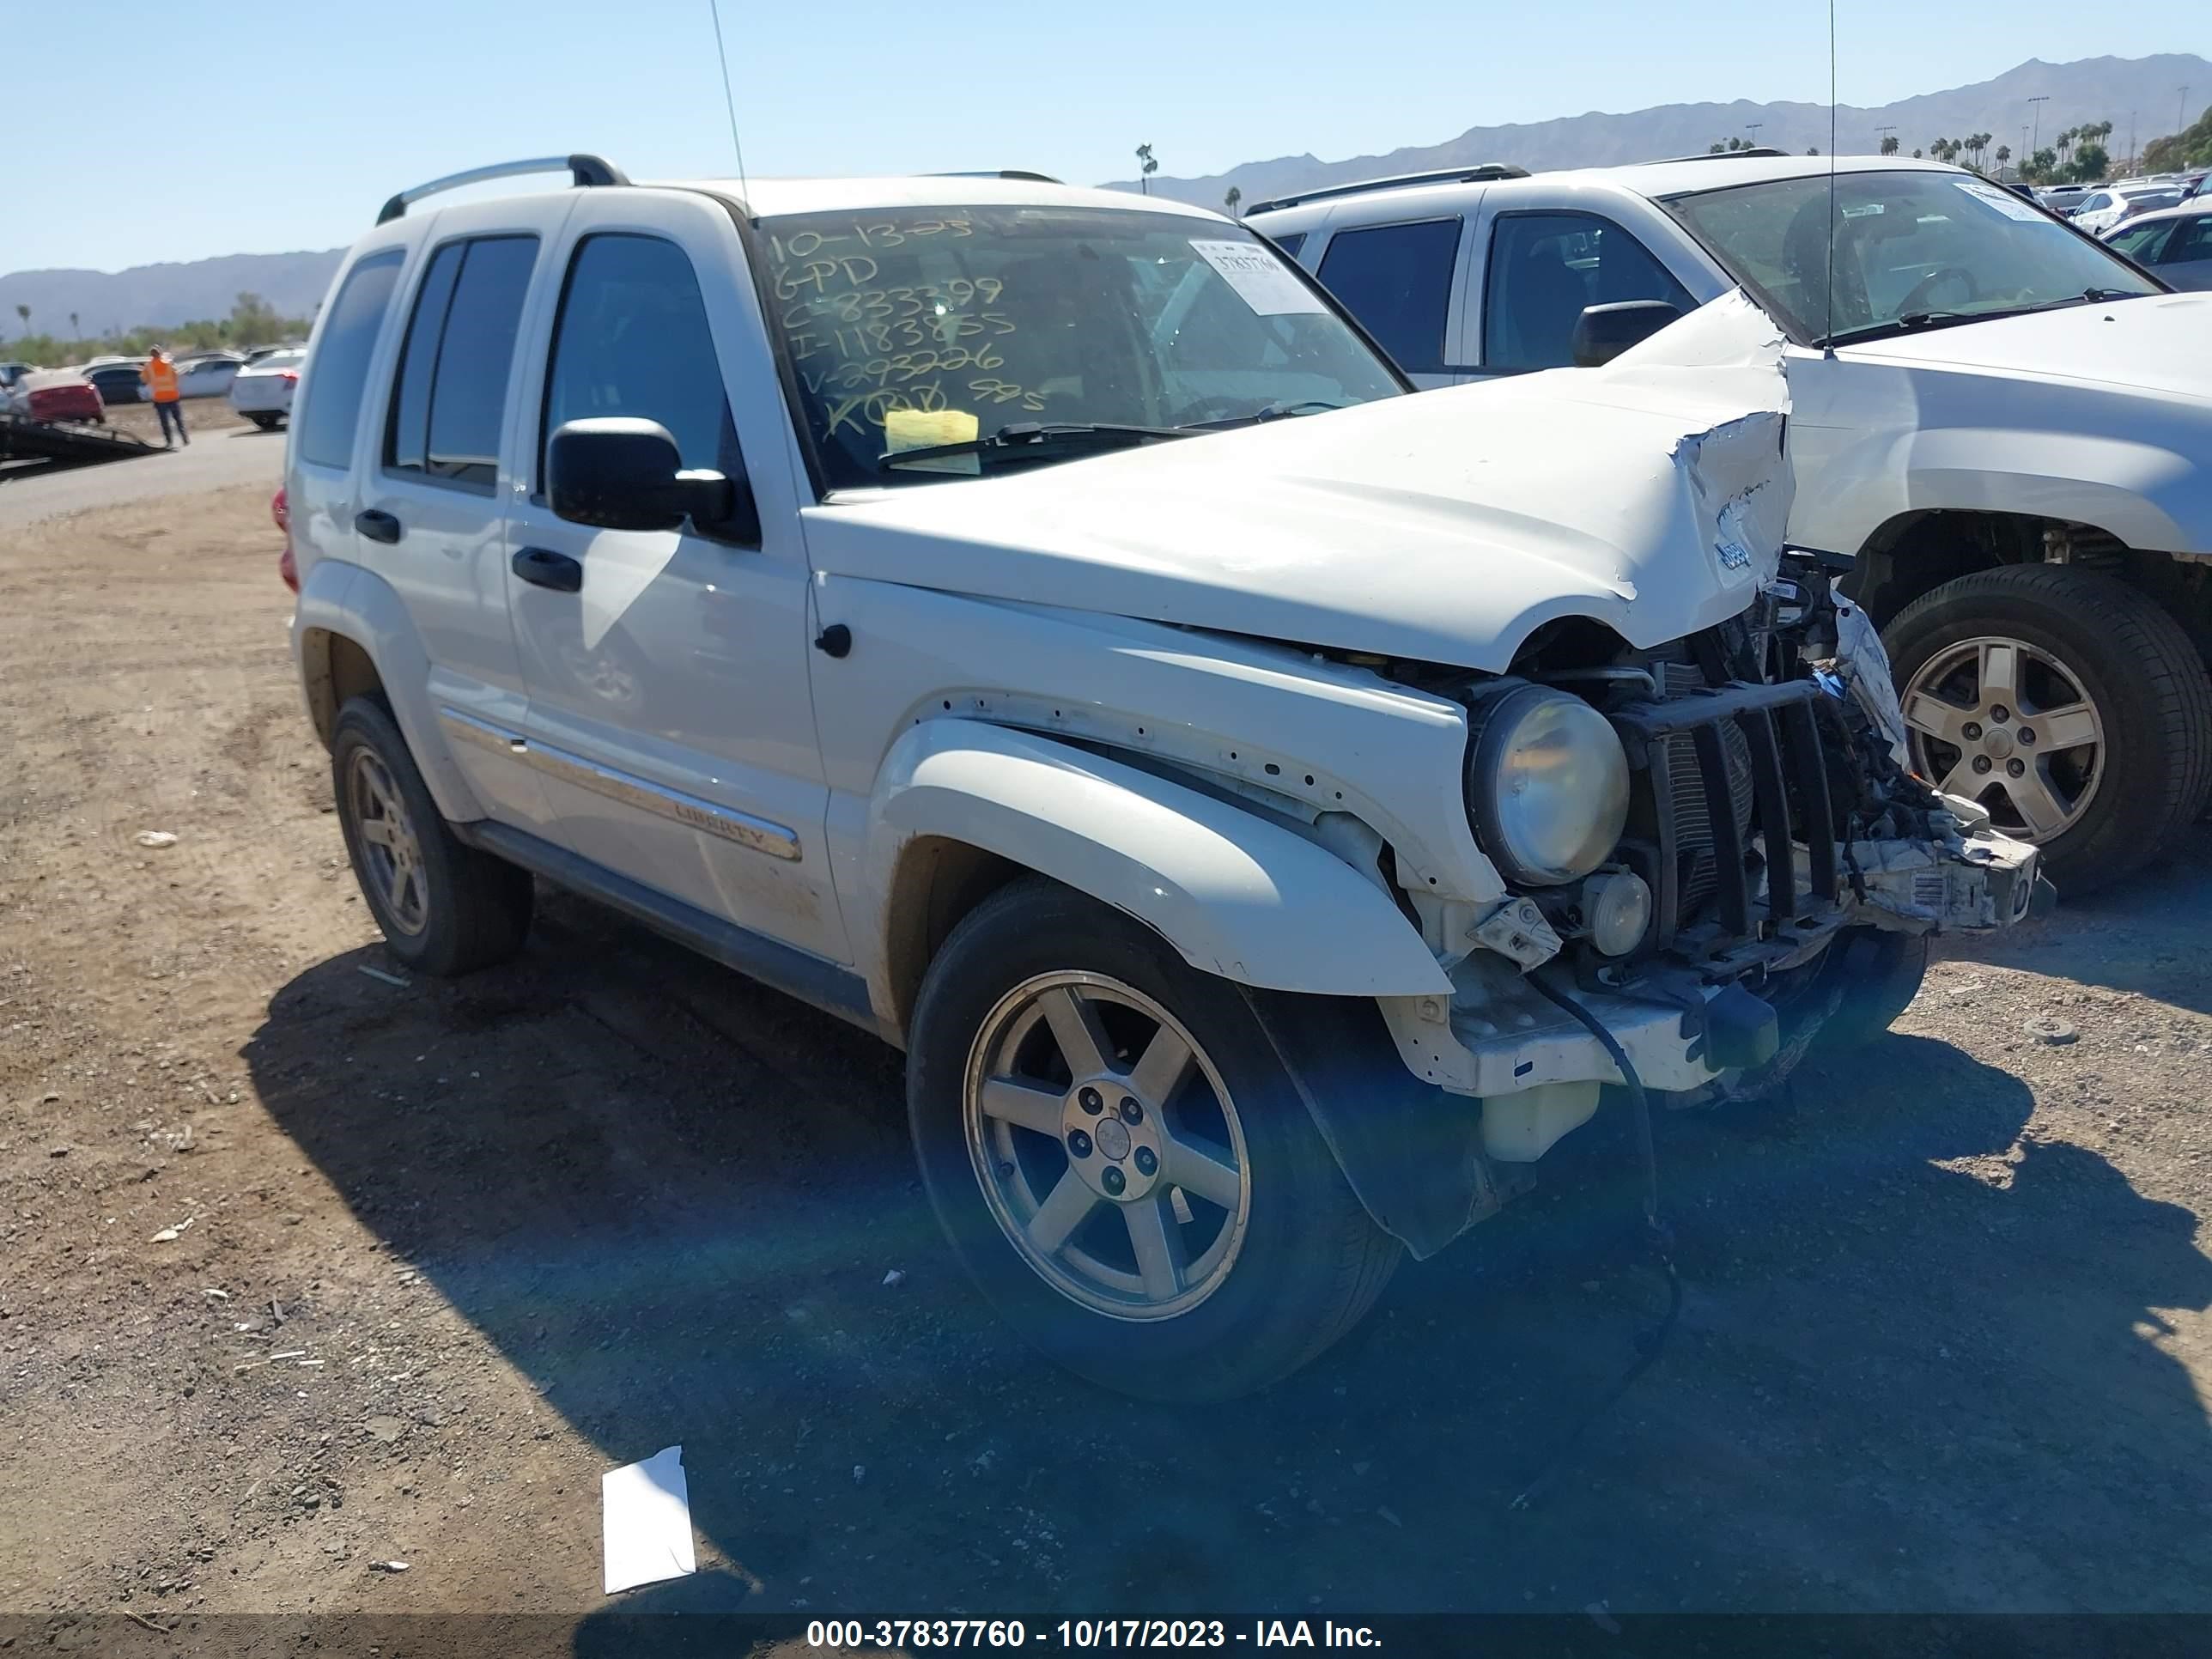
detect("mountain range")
(3, 52), (2203, 341)
(1102, 53), (2209, 209)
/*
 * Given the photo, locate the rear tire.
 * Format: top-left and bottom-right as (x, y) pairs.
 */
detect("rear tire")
(1887, 563), (2212, 893)
(908, 878), (1399, 1401)
(247, 412), (277, 431)
(331, 696), (532, 976)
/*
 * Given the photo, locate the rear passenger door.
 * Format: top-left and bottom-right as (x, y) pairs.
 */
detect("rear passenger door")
(1477, 211), (1695, 375)
(1300, 211), (1477, 382)
(501, 191), (849, 965)
(1312, 216), (1474, 387)
(353, 220), (550, 828)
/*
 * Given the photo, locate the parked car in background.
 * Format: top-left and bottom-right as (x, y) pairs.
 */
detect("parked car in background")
(176, 351), (245, 398)
(2105, 201), (2212, 290)
(1253, 153), (2212, 891)
(0, 362), (40, 416)
(2037, 184), (2091, 216)
(83, 362), (147, 405)
(2073, 182), (2184, 235)
(228, 347), (303, 428)
(244, 343), (306, 367)
(19, 369), (105, 424)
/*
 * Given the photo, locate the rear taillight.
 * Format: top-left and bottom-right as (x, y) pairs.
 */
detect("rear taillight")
(279, 370), (299, 384)
(274, 489), (298, 592)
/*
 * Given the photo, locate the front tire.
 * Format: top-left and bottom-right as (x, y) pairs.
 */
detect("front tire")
(247, 412), (277, 430)
(1887, 564), (2212, 893)
(331, 696), (532, 975)
(908, 879), (1400, 1401)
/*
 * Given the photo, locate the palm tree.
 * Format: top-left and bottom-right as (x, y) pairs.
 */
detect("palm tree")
(1996, 143), (2012, 175)
(12, 303), (26, 338)
(1224, 185), (1242, 218)
(1880, 134), (1900, 155)
(1134, 143), (1158, 195)
(69, 311), (79, 337)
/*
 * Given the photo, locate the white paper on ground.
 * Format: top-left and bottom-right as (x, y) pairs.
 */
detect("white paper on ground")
(1188, 239), (1328, 315)
(601, 1444), (697, 1595)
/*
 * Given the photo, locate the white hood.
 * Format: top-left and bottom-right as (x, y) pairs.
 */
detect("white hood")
(1838, 290), (2212, 400)
(801, 295), (1793, 674)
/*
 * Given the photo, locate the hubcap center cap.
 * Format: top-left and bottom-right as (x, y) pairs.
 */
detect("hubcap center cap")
(1984, 725), (2015, 759)
(1094, 1117), (1132, 1161)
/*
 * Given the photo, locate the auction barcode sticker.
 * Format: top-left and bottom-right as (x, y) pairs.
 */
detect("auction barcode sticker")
(1188, 239), (1328, 315)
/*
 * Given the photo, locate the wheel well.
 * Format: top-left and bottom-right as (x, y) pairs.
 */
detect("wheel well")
(301, 630), (386, 748)
(882, 838), (1026, 1042)
(1850, 512), (2209, 660)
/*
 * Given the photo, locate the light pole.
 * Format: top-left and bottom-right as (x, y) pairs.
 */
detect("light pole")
(2182, 86), (2193, 137)
(2027, 94), (2049, 156)
(1875, 123), (1895, 154)
(2021, 125), (2031, 173)
(1745, 122), (1763, 148)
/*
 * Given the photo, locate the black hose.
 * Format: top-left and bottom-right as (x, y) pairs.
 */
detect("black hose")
(1507, 975), (1684, 1512)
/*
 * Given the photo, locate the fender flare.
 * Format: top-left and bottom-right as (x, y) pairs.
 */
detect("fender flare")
(868, 720), (1450, 1002)
(291, 560), (487, 823)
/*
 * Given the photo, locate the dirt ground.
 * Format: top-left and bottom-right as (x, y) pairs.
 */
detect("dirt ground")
(3, 482), (2210, 1648)
(100, 397), (258, 444)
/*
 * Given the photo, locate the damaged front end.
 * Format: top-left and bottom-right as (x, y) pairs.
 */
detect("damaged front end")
(1366, 565), (2043, 1253)
(1355, 303), (2043, 1255)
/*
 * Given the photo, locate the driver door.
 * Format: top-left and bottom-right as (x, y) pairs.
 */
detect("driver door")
(501, 193), (850, 965)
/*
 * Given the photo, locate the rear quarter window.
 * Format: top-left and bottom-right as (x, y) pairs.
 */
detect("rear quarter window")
(295, 249), (404, 471)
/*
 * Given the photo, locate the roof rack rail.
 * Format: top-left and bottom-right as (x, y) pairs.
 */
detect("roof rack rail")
(1637, 146), (1790, 165)
(376, 154), (629, 226)
(1243, 162), (1530, 216)
(927, 169), (1064, 184)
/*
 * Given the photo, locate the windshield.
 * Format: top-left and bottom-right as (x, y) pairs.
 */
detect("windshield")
(1666, 169), (2158, 345)
(756, 206), (1404, 489)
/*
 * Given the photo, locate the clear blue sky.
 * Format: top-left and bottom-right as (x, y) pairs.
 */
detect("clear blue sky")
(12, 0), (2204, 272)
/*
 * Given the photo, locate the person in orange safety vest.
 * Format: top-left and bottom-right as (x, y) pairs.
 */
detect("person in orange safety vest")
(145, 347), (187, 447)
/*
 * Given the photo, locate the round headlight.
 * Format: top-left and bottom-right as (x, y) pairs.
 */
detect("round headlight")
(1467, 685), (1632, 886)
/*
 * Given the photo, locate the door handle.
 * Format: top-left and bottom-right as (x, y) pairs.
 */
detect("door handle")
(511, 546), (583, 592)
(355, 508), (402, 544)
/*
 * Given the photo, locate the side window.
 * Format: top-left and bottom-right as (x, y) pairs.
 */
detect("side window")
(2108, 221), (2176, 264)
(1267, 231), (1307, 260)
(1483, 212), (1695, 373)
(1316, 218), (1462, 374)
(385, 234), (538, 491)
(295, 249), (404, 470)
(541, 234), (743, 488)
(2166, 216), (2212, 268)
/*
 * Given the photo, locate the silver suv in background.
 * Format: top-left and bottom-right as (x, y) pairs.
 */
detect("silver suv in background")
(1253, 153), (2212, 891)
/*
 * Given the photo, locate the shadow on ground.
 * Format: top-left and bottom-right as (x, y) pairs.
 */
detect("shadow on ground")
(240, 886), (2212, 1641)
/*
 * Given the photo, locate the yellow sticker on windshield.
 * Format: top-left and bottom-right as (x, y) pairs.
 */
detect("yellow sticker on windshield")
(884, 407), (981, 475)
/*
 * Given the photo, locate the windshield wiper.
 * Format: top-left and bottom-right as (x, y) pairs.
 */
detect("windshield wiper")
(1176, 399), (1349, 431)
(1822, 288), (2150, 348)
(879, 420), (1186, 471)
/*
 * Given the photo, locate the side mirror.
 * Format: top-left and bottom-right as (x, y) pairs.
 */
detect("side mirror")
(547, 416), (756, 541)
(1571, 299), (1684, 368)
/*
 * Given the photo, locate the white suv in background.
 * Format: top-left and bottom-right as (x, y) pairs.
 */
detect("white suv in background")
(1252, 153), (2212, 891)
(283, 155), (2034, 1399)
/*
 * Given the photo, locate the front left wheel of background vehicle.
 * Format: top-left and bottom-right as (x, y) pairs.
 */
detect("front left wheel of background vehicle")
(1887, 563), (2212, 893)
(331, 696), (533, 976)
(908, 878), (1401, 1401)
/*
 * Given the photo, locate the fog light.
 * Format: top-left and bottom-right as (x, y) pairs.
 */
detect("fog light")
(1584, 871), (1651, 957)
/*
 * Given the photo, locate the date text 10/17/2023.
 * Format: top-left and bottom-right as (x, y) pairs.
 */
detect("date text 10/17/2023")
(805, 1620), (1384, 1649)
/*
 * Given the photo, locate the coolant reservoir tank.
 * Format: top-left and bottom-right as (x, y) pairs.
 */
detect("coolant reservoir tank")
(1480, 1081), (1601, 1163)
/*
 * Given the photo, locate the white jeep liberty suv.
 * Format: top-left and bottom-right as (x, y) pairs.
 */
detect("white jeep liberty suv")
(285, 156), (2037, 1399)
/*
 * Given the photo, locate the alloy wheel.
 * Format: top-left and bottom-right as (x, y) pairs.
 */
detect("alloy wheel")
(348, 749), (429, 934)
(962, 971), (1252, 1320)
(1901, 635), (2106, 842)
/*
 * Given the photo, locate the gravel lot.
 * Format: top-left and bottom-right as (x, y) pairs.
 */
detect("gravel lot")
(2, 474), (2209, 1647)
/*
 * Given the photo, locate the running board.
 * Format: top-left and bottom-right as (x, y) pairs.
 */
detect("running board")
(453, 820), (888, 1042)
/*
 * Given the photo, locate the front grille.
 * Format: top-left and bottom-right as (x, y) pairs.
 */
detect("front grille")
(1609, 678), (1842, 954)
